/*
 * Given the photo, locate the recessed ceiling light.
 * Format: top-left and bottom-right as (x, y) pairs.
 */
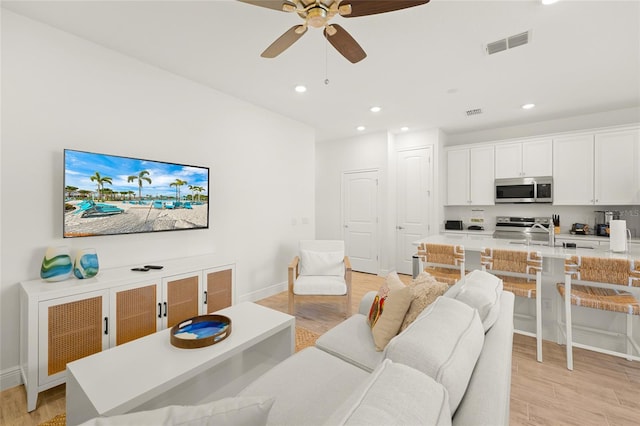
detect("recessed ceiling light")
(356, 126), (366, 131)
(541, 0), (558, 5)
(400, 127), (409, 132)
(369, 106), (381, 113)
(294, 85), (307, 93)
(522, 103), (536, 110)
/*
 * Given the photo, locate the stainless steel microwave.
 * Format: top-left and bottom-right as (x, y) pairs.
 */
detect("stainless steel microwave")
(495, 177), (553, 203)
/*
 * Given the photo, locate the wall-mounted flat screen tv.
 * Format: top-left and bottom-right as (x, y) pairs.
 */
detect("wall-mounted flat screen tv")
(64, 149), (209, 238)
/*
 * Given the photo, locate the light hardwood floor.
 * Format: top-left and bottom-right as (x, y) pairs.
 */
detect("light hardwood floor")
(2, 271), (639, 425)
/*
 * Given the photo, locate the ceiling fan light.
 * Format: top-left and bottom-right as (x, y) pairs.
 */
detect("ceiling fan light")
(307, 7), (327, 28)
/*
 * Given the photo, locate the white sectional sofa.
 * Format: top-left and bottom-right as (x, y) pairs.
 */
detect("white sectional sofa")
(82, 270), (515, 426)
(239, 269), (515, 426)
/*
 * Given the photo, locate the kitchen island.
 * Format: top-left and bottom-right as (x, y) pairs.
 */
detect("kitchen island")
(413, 233), (640, 356)
(414, 233), (640, 263)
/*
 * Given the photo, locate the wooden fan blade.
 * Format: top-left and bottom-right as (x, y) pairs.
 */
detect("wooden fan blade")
(237, 0), (296, 12)
(261, 25), (308, 58)
(340, 0), (429, 18)
(324, 24), (366, 64)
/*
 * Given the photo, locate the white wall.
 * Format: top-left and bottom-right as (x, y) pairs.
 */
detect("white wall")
(0, 11), (315, 384)
(316, 129), (444, 274)
(316, 132), (389, 269)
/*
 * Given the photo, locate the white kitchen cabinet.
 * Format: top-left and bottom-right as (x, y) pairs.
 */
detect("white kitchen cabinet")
(554, 128), (640, 205)
(553, 134), (595, 205)
(20, 255), (235, 412)
(594, 129), (640, 204)
(446, 145), (494, 205)
(495, 139), (552, 178)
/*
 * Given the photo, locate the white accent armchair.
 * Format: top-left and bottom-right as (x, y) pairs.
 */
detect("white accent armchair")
(288, 240), (352, 317)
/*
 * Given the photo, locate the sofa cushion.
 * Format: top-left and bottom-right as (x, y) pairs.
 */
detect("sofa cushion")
(452, 269), (503, 331)
(238, 347), (369, 426)
(299, 249), (344, 276)
(315, 314), (384, 372)
(400, 271), (449, 332)
(368, 272), (413, 351)
(384, 296), (484, 414)
(79, 396), (274, 426)
(325, 359), (451, 426)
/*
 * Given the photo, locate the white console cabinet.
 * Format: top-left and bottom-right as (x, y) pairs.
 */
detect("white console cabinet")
(20, 255), (235, 412)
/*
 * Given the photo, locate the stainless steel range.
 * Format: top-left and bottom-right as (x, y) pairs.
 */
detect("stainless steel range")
(493, 216), (552, 243)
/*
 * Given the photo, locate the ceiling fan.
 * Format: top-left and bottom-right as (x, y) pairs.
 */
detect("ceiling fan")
(238, 0), (430, 63)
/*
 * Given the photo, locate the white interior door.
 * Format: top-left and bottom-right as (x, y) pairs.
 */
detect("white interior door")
(396, 147), (433, 274)
(342, 170), (379, 274)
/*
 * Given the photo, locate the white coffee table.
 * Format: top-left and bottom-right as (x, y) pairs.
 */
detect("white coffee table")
(66, 302), (294, 425)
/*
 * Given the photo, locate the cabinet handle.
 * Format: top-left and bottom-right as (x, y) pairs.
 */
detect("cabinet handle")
(158, 303), (162, 318)
(204, 291), (208, 304)
(104, 317), (109, 335)
(164, 302), (167, 317)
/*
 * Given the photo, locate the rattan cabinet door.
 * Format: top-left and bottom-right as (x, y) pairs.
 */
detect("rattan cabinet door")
(38, 290), (109, 386)
(162, 272), (202, 328)
(112, 282), (160, 346)
(204, 268), (233, 313)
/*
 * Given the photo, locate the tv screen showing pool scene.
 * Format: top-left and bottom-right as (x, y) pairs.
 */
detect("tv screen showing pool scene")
(64, 149), (210, 238)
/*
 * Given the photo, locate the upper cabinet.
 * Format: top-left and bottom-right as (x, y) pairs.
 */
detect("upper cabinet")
(495, 139), (553, 178)
(594, 129), (640, 204)
(553, 128), (640, 205)
(446, 145), (495, 206)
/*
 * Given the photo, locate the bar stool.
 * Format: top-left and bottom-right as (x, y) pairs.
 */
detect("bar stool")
(480, 247), (543, 362)
(417, 243), (467, 286)
(556, 256), (640, 370)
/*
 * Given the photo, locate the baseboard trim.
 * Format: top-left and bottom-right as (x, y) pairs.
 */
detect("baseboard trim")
(237, 281), (287, 304)
(0, 366), (23, 392)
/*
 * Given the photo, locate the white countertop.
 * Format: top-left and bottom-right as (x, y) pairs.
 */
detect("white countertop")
(415, 234), (640, 260)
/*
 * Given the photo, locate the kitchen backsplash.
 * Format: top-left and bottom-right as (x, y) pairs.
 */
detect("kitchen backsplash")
(444, 205), (640, 238)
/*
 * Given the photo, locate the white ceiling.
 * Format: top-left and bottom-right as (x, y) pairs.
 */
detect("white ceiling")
(3, 0), (640, 141)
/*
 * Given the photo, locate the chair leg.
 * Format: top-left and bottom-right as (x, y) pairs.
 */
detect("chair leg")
(564, 276), (573, 370)
(288, 293), (294, 315)
(534, 302), (543, 363)
(627, 314), (633, 361)
(556, 290), (562, 345)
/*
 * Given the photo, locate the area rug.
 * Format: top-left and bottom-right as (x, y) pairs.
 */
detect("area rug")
(295, 325), (320, 353)
(39, 326), (321, 425)
(39, 413), (65, 426)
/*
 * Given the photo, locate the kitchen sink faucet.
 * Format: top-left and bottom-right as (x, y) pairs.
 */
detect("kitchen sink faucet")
(530, 221), (555, 247)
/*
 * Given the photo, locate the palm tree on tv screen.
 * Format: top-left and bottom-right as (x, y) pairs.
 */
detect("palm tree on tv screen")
(90, 172), (113, 201)
(189, 185), (205, 202)
(127, 170), (152, 201)
(170, 179), (188, 201)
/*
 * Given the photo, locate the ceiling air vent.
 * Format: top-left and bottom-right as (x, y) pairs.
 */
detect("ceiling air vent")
(486, 30), (531, 55)
(486, 39), (507, 55)
(466, 108), (483, 116)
